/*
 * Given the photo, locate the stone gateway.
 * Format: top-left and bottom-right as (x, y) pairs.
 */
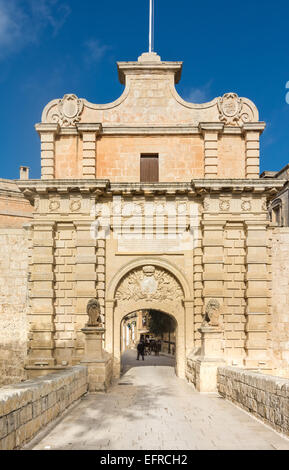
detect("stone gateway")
(0, 51), (288, 389)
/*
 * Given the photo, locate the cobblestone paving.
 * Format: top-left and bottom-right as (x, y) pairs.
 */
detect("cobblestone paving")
(31, 350), (289, 450)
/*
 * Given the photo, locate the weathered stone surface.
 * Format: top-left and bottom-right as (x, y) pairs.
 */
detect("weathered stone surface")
(0, 228), (30, 386)
(0, 366), (87, 450)
(217, 366), (289, 435)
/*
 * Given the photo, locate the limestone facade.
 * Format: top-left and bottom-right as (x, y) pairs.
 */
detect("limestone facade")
(261, 164), (289, 227)
(0, 51), (288, 384)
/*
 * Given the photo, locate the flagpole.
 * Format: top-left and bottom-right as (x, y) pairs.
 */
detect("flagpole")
(149, 0), (153, 52)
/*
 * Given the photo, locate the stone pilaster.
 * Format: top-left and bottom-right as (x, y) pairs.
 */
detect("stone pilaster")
(202, 219), (225, 311)
(223, 222), (246, 366)
(78, 124), (102, 178)
(35, 124), (59, 180)
(242, 123), (266, 178)
(193, 232), (203, 350)
(244, 221), (270, 368)
(53, 222), (76, 366)
(28, 221), (56, 367)
(199, 123), (224, 178)
(74, 221), (98, 362)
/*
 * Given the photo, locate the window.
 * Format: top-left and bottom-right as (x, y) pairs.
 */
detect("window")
(140, 154), (159, 182)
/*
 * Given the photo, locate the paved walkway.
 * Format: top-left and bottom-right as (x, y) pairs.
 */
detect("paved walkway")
(31, 350), (289, 450)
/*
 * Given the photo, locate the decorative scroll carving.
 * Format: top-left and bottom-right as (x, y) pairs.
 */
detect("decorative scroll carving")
(203, 299), (222, 327)
(203, 200), (210, 211)
(262, 201), (268, 212)
(218, 93), (252, 126)
(115, 265), (184, 302)
(241, 200), (252, 212)
(86, 299), (103, 327)
(70, 200), (82, 212)
(52, 94), (84, 127)
(49, 199), (60, 212)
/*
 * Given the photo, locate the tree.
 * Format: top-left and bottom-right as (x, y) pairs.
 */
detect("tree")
(147, 310), (175, 338)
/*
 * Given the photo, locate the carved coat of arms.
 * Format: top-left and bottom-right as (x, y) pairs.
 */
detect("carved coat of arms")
(218, 93), (243, 126)
(116, 265), (183, 302)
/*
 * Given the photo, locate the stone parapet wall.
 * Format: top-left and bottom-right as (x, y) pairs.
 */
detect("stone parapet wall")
(0, 366), (88, 450)
(0, 228), (30, 386)
(217, 366), (289, 435)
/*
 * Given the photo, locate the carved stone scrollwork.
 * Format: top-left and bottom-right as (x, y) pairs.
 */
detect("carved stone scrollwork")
(203, 299), (222, 328)
(52, 94), (84, 127)
(86, 299), (103, 327)
(49, 199), (60, 212)
(203, 200), (210, 211)
(241, 200), (252, 212)
(218, 93), (247, 126)
(70, 200), (82, 212)
(115, 265), (184, 302)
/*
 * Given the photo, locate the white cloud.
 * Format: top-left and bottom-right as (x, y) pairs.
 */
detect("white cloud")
(84, 39), (111, 65)
(0, 0), (70, 59)
(183, 81), (213, 103)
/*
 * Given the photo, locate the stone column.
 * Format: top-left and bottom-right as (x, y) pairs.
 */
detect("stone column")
(27, 221), (56, 370)
(35, 124), (59, 180)
(78, 124), (102, 178)
(244, 221), (270, 369)
(242, 123), (266, 179)
(199, 123), (224, 178)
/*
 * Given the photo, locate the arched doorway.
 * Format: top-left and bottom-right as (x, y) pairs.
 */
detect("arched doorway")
(120, 309), (177, 373)
(105, 259), (194, 379)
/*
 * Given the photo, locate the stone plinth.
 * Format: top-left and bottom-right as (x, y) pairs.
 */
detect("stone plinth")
(187, 326), (225, 393)
(81, 327), (112, 392)
(200, 326), (223, 358)
(197, 326), (225, 393)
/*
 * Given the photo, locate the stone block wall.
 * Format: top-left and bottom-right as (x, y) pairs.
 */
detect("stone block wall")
(271, 228), (289, 376)
(0, 228), (30, 386)
(0, 366), (88, 450)
(217, 366), (289, 435)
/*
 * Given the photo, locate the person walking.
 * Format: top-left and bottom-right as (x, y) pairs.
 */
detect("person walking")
(136, 340), (145, 361)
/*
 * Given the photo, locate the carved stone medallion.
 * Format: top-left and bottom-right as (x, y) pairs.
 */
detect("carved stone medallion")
(53, 94), (84, 127)
(218, 93), (243, 126)
(241, 200), (251, 212)
(70, 200), (82, 212)
(115, 265), (184, 302)
(49, 199), (60, 212)
(219, 200), (230, 212)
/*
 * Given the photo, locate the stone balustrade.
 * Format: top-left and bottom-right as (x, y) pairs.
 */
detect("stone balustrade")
(217, 366), (289, 435)
(0, 366), (88, 450)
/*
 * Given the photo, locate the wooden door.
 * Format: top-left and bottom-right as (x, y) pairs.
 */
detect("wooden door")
(140, 154), (159, 182)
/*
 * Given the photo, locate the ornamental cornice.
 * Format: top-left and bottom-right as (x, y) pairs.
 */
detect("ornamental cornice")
(15, 178), (286, 202)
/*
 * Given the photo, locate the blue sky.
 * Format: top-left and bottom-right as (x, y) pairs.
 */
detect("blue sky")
(0, 0), (289, 179)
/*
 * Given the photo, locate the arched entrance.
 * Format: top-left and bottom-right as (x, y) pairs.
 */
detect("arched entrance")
(120, 309), (177, 373)
(105, 259), (194, 379)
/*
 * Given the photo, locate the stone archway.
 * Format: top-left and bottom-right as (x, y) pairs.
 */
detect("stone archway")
(105, 260), (194, 379)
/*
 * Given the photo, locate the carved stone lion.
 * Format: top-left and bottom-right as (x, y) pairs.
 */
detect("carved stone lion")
(86, 299), (102, 327)
(203, 299), (221, 327)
